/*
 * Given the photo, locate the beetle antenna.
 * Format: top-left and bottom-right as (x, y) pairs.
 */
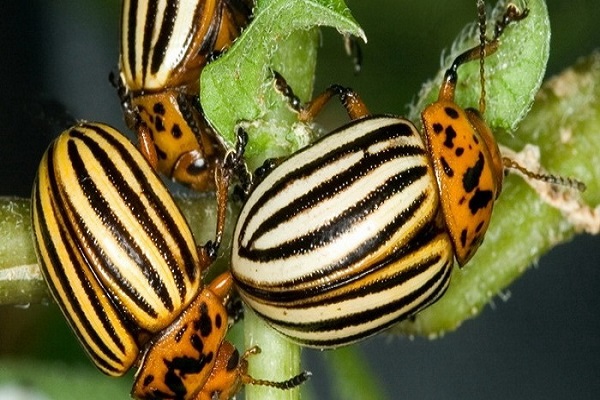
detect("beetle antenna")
(477, 0), (487, 114)
(244, 371), (312, 390)
(503, 157), (586, 192)
(240, 346), (312, 390)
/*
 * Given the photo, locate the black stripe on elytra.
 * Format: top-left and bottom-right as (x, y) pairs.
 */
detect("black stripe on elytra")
(301, 260), (452, 348)
(244, 133), (425, 255)
(141, 0), (158, 81)
(151, 0), (179, 75)
(36, 149), (130, 374)
(314, 253), (451, 335)
(75, 126), (192, 290)
(69, 127), (196, 307)
(239, 119), (419, 245)
(240, 161), (429, 264)
(240, 212), (445, 304)
(85, 125), (199, 284)
(66, 137), (166, 318)
(126, 0), (139, 82)
(253, 241), (453, 340)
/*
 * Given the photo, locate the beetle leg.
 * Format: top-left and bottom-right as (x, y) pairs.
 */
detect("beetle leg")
(492, 3), (529, 41)
(202, 128), (249, 259)
(137, 123), (159, 170)
(438, 3), (528, 106)
(229, 127), (254, 199)
(272, 70), (370, 122)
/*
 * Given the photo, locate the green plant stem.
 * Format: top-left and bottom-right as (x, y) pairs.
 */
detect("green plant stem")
(0, 198), (46, 304)
(243, 310), (304, 399)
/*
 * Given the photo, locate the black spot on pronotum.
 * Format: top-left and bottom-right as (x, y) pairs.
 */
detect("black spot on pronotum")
(440, 157), (454, 177)
(164, 365), (187, 396)
(196, 302), (213, 337)
(190, 333), (203, 353)
(143, 374), (155, 387)
(475, 221), (484, 233)
(472, 134), (480, 145)
(215, 313), (222, 329)
(444, 125), (457, 148)
(455, 147), (464, 157)
(155, 116), (165, 132)
(153, 102), (166, 115)
(171, 124), (183, 138)
(460, 229), (468, 248)
(444, 106), (459, 119)
(432, 122), (444, 134)
(469, 188), (493, 215)
(462, 152), (485, 193)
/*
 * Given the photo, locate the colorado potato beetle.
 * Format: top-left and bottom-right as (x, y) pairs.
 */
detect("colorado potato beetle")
(231, 3), (583, 347)
(116, 0), (253, 191)
(31, 122), (307, 399)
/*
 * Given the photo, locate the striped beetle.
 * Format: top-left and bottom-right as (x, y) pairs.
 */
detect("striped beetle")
(231, 3), (583, 347)
(31, 122), (308, 399)
(116, 0), (253, 191)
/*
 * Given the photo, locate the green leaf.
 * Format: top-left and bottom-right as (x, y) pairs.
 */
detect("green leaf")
(408, 0), (550, 135)
(200, 0), (365, 168)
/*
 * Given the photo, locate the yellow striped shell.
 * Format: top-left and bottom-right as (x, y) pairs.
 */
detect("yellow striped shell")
(31, 122), (202, 375)
(120, 0), (253, 91)
(231, 116), (454, 347)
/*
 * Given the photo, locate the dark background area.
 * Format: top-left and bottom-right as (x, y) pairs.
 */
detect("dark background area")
(1, 1), (599, 399)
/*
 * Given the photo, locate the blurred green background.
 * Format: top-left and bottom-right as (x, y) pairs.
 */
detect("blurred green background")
(1, 1), (599, 399)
